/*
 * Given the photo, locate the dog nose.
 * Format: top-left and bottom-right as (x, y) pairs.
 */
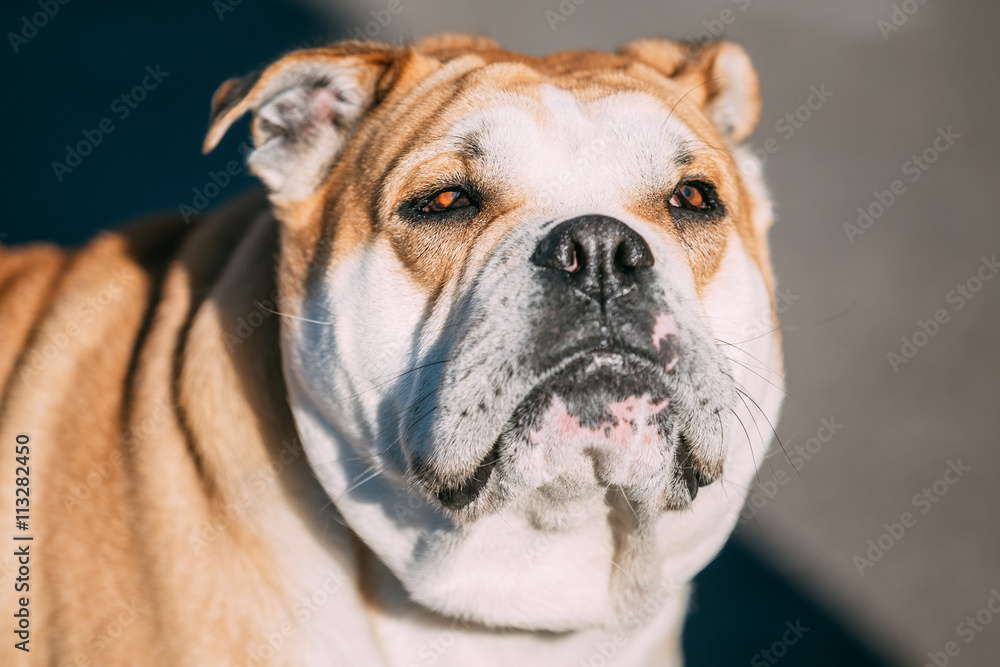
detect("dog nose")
(531, 215), (654, 302)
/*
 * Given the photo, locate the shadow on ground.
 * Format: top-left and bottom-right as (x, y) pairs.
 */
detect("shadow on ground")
(685, 537), (900, 666)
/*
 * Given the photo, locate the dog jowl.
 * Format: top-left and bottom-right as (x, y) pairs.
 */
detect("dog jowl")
(1, 33), (783, 666)
(417, 211), (734, 518)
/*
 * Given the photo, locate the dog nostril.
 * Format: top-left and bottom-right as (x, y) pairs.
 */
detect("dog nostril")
(563, 245), (580, 273)
(531, 215), (654, 302)
(616, 235), (655, 272)
(615, 244), (636, 274)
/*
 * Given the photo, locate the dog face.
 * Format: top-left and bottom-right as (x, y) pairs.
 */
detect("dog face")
(207, 35), (782, 631)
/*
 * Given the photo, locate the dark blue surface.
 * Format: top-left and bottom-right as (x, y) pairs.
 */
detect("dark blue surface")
(2, 0), (336, 245)
(685, 539), (898, 666)
(3, 2), (900, 665)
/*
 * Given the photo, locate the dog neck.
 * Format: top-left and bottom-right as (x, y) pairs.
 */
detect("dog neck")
(118, 193), (687, 665)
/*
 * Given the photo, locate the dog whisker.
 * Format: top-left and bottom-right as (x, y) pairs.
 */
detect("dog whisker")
(254, 301), (333, 326)
(735, 385), (795, 475)
(723, 353), (790, 398)
(733, 387), (779, 481)
(728, 406), (760, 487)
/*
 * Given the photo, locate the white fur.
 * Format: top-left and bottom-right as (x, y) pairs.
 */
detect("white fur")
(272, 76), (781, 666)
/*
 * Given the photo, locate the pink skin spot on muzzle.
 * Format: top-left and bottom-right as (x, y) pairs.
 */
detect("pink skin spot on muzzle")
(529, 395), (670, 448)
(652, 313), (677, 349)
(664, 355), (679, 373)
(607, 395), (670, 423)
(651, 312), (680, 371)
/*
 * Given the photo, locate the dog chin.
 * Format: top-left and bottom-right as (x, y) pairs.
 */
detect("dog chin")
(432, 354), (710, 521)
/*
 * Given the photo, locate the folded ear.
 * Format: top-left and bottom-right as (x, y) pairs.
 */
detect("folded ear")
(204, 45), (398, 203)
(619, 39), (761, 144)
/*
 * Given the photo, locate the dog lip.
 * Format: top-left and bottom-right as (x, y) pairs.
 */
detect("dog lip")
(429, 343), (676, 515)
(435, 439), (500, 512)
(537, 344), (670, 385)
(681, 464), (699, 501)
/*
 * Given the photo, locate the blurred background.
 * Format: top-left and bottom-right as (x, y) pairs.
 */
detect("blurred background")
(4, 0), (998, 664)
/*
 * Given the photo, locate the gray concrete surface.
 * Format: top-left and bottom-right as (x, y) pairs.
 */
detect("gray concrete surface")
(311, 1), (1000, 664)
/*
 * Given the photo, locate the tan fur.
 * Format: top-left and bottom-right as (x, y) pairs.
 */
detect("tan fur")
(206, 37), (768, 298)
(0, 35), (772, 665)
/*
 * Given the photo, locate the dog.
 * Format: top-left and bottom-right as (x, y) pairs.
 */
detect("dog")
(0, 33), (782, 666)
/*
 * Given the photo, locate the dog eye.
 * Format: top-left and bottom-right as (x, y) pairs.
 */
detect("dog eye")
(669, 182), (711, 211)
(421, 188), (473, 213)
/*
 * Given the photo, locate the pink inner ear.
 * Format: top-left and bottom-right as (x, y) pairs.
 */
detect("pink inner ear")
(311, 87), (341, 123)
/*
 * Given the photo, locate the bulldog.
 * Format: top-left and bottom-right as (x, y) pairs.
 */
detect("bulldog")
(0, 34), (783, 666)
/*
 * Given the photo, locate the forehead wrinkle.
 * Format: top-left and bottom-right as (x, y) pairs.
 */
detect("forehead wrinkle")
(377, 67), (743, 238)
(314, 46), (769, 307)
(395, 77), (698, 199)
(581, 92), (700, 194)
(450, 104), (557, 182)
(344, 54), (505, 200)
(674, 142), (695, 167)
(538, 84), (588, 129)
(374, 99), (545, 230)
(458, 132), (484, 160)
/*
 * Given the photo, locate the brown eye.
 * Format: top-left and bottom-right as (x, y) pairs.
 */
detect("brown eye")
(421, 189), (472, 213)
(669, 182), (708, 210)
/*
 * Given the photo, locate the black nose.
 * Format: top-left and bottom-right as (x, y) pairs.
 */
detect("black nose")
(531, 215), (655, 302)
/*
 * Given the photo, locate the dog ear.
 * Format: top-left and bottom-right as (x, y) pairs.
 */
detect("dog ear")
(203, 45), (398, 203)
(619, 39), (761, 144)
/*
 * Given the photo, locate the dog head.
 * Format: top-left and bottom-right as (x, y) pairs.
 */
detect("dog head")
(206, 34), (782, 631)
